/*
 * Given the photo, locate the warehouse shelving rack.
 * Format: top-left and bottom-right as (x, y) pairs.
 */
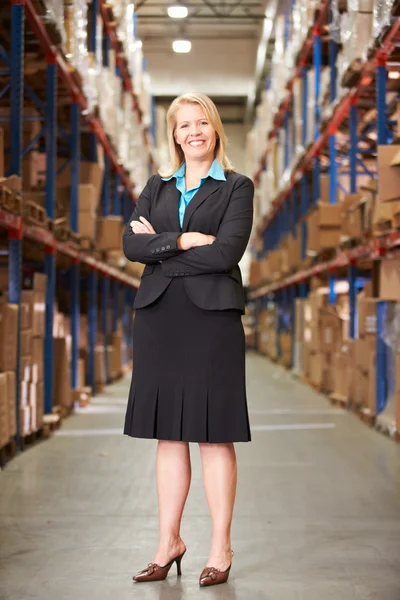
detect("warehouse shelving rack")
(0, 0), (149, 449)
(249, 0), (400, 419)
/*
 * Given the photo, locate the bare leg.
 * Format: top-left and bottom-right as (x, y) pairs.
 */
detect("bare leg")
(199, 442), (237, 571)
(152, 440), (191, 566)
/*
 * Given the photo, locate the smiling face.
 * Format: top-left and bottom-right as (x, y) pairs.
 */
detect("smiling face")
(174, 102), (217, 164)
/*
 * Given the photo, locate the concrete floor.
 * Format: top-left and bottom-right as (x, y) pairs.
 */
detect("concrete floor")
(1, 352), (400, 600)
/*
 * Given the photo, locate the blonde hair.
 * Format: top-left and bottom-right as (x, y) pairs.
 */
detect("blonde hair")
(160, 92), (235, 177)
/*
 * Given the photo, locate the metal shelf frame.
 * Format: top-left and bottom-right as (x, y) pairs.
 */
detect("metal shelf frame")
(251, 0), (400, 418)
(0, 0), (146, 450)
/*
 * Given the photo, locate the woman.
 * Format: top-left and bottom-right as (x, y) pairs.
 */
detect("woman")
(123, 92), (254, 587)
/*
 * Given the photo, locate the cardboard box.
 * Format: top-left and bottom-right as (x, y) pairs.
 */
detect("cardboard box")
(78, 211), (96, 240)
(307, 202), (341, 253)
(356, 335), (376, 373)
(320, 309), (342, 353)
(6, 372), (16, 438)
(20, 405), (30, 436)
(366, 352), (376, 416)
(78, 358), (85, 389)
(97, 216), (123, 251)
(20, 357), (31, 382)
(358, 298), (377, 337)
(95, 345), (106, 386)
(0, 373), (9, 446)
(20, 329), (33, 357)
(295, 298), (305, 342)
(53, 337), (72, 410)
(0, 302), (18, 371)
(379, 257), (400, 301)
(20, 291), (45, 336)
(377, 145), (400, 202)
(57, 158), (104, 207)
(31, 337), (44, 382)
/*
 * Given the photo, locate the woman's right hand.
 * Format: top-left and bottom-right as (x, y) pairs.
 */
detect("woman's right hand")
(177, 233), (216, 251)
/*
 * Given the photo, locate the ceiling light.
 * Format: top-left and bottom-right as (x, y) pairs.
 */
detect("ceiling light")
(172, 39), (191, 53)
(168, 5), (188, 18)
(388, 70), (400, 79)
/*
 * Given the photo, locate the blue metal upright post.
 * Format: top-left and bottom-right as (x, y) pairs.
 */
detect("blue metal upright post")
(102, 275), (110, 383)
(90, 0), (99, 54)
(328, 9), (337, 207)
(328, 272), (336, 305)
(9, 0), (24, 444)
(376, 57), (388, 145)
(348, 263), (357, 338)
(375, 57), (388, 415)
(349, 99), (358, 193)
(70, 100), (80, 390)
(44, 55), (57, 413)
(301, 66), (308, 147)
(103, 34), (110, 67)
(88, 269), (98, 390)
(312, 27), (321, 206)
(10, 0), (24, 175)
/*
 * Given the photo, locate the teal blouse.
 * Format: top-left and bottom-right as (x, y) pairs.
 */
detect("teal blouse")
(161, 159), (226, 229)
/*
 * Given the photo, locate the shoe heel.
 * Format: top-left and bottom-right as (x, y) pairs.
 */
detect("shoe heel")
(175, 552), (185, 576)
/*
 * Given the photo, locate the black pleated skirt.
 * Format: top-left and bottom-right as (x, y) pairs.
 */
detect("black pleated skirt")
(124, 278), (251, 443)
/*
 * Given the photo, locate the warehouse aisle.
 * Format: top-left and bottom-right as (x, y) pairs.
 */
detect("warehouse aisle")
(1, 353), (400, 600)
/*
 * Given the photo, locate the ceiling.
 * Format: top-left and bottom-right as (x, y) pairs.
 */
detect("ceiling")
(136, 0), (277, 118)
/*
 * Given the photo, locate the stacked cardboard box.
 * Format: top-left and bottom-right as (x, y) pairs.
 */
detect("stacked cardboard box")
(293, 298), (305, 376)
(379, 256), (400, 301)
(307, 202), (341, 254)
(20, 273), (47, 434)
(257, 307), (278, 360)
(97, 216), (124, 252)
(331, 341), (355, 403)
(354, 285), (377, 413)
(303, 291), (346, 391)
(0, 299), (18, 445)
(95, 345), (106, 391)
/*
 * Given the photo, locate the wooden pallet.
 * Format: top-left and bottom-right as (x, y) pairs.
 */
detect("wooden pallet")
(42, 413), (61, 436)
(0, 187), (22, 214)
(358, 407), (376, 428)
(80, 236), (95, 252)
(23, 199), (47, 228)
(20, 427), (44, 452)
(300, 375), (323, 393)
(329, 393), (350, 410)
(0, 438), (17, 469)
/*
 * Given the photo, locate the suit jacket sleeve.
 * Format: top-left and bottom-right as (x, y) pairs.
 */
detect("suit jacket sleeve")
(122, 175), (184, 264)
(161, 176), (254, 277)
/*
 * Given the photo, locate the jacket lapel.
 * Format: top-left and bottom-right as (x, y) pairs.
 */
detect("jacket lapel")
(182, 178), (224, 232)
(164, 179), (182, 231)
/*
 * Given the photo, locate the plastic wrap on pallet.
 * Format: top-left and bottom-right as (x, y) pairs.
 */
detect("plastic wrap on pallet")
(42, 0), (66, 46)
(373, 0), (395, 38)
(340, 0), (374, 71)
(383, 303), (400, 352)
(64, 0), (89, 76)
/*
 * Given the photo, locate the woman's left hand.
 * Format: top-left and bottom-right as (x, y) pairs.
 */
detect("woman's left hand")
(131, 217), (156, 234)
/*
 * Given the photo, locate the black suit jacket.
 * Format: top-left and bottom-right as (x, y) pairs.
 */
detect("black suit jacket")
(122, 171), (254, 312)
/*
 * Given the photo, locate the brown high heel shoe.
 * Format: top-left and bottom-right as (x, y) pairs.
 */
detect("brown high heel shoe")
(199, 551), (234, 587)
(132, 550), (186, 582)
